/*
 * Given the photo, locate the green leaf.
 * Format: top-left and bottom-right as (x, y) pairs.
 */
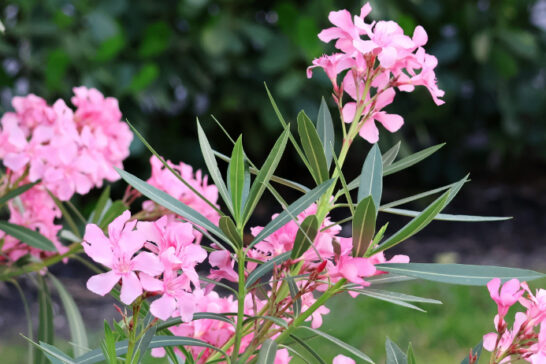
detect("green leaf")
(213, 149), (309, 193)
(297, 110), (329, 184)
(75, 336), (230, 364)
(385, 337), (407, 364)
(286, 275), (301, 317)
(383, 143), (445, 177)
(132, 313), (155, 364)
(36, 276), (54, 364)
(0, 181), (39, 208)
(101, 322), (117, 364)
(352, 197), (376, 257)
(371, 222), (388, 247)
(347, 288), (441, 312)
(380, 207), (511, 222)
(0, 221), (56, 252)
(229, 135), (245, 221)
(316, 97), (335, 168)
(348, 289), (426, 312)
(369, 190), (450, 255)
(249, 179), (334, 249)
(289, 335), (326, 364)
(281, 344), (313, 364)
(115, 168), (231, 248)
(380, 180), (468, 210)
(460, 341), (483, 364)
(407, 343), (416, 364)
(21, 338), (74, 364)
(127, 120), (222, 215)
(196, 120), (233, 214)
(365, 274), (414, 286)
(98, 201), (127, 230)
(382, 141), (401, 167)
(358, 144), (382, 210)
(246, 251), (292, 288)
(257, 339), (277, 364)
(242, 125), (290, 225)
(291, 215), (319, 259)
(90, 185), (110, 224)
(298, 327), (374, 363)
(218, 217), (243, 249)
(49, 275), (88, 357)
(243, 316), (288, 329)
(376, 263), (545, 286)
(264, 83), (313, 176)
(157, 313), (234, 332)
(11, 281), (35, 364)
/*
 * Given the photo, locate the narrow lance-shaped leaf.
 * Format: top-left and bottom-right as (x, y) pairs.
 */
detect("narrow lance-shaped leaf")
(352, 196), (376, 257)
(383, 143), (445, 176)
(74, 336), (230, 364)
(89, 185), (110, 224)
(407, 343), (416, 364)
(346, 143), (446, 191)
(242, 125), (290, 225)
(385, 337), (407, 364)
(246, 251), (292, 288)
(298, 327), (374, 363)
(36, 276), (54, 364)
(316, 97), (335, 167)
(358, 143), (382, 211)
(49, 275), (89, 357)
(382, 141), (401, 167)
(196, 119), (234, 214)
(348, 289), (426, 312)
(0, 181), (39, 207)
(286, 275), (301, 317)
(264, 83), (313, 174)
(219, 217), (243, 249)
(214, 150), (309, 193)
(115, 168), (232, 248)
(370, 175), (467, 254)
(249, 179), (334, 249)
(297, 110), (330, 184)
(376, 263), (545, 286)
(98, 201), (127, 230)
(257, 339), (277, 364)
(381, 207), (511, 222)
(289, 335), (326, 364)
(229, 135), (245, 221)
(0, 221), (56, 252)
(291, 215), (319, 259)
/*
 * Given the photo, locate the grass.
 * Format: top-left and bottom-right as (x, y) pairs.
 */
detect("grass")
(1, 278), (544, 363)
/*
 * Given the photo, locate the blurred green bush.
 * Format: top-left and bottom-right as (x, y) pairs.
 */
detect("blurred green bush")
(0, 0), (544, 182)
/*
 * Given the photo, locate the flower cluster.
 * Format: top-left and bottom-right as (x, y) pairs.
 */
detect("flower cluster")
(0, 88), (132, 264)
(307, 2), (444, 143)
(0, 87), (132, 201)
(483, 278), (546, 363)
(83, 195), (408, 362)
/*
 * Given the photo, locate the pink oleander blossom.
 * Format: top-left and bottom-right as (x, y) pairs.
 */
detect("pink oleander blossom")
(308, 2), (444, 143)
(0, 88), (132, 202)
(83, 211), (163, 304)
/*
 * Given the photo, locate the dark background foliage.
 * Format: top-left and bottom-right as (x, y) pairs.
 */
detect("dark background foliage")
(0, 0), (545, 186)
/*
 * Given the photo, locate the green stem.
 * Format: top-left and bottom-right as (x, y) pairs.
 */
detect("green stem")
(275, 279), (346, 345)
(232, 249), (246, 361)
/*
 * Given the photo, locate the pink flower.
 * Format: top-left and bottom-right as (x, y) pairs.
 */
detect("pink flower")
(335, 256), (376, 286)
(208, 250), (238, 282)
(83, 211), (163, 304)
(333, 354), (356, 364)
(488, 278), (524, 321)
(309, 2), (444, 143)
